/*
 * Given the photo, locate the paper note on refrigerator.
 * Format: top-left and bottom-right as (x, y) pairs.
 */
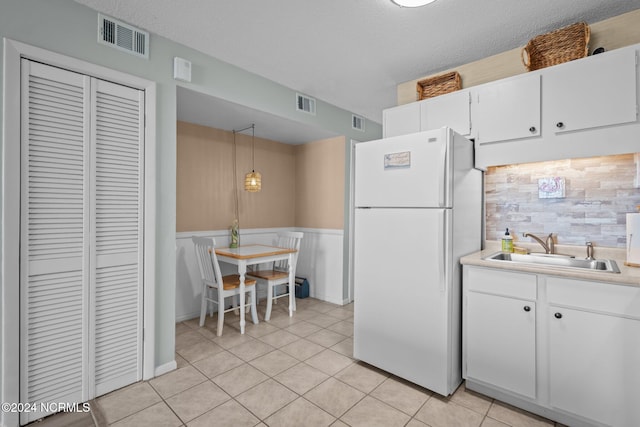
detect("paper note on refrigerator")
(384, 151), (411, 169)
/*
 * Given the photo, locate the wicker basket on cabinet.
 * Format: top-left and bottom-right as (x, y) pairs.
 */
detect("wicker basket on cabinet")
(521, 22), (590, 71)
(416, 71), (461, 100)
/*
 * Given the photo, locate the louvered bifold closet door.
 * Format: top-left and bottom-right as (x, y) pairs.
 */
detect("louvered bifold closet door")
(20, 60), (91, 424)
(89, 78), (144, 397)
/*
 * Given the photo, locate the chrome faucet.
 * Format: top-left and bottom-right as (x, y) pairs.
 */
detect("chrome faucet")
(586, 241), (595, 260)
(523, 232), (555, 254)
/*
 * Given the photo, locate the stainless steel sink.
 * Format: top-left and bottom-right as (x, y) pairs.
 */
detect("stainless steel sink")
(484, 252), (621, 273)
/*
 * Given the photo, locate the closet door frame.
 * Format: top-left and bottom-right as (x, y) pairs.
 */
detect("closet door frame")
(2, 39), (156, 427)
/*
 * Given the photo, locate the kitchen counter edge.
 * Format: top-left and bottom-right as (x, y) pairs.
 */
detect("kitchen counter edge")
(461, 243), (640, 287)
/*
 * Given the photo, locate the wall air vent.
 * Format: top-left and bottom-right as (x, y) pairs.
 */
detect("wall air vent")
(98, 13), (149, 59)
(352, 114), (365, 131)
(296, 93), (316, 115)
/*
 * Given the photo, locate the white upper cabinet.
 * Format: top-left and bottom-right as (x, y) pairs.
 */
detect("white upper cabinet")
(383, 102), (421, 138)
(421, 90), (471, 135)
(385, 43), (639, 168)
(544, 47), (638, 133)
(475, 73), (541, 144)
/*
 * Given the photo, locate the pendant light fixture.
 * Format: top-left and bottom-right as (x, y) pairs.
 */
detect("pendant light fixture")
(391, 0), (437, 7)
(244, 124), (261, 192)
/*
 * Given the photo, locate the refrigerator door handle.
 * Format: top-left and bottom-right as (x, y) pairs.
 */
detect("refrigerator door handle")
(437, 142), (447, 208)
(438, 210), (446, 293)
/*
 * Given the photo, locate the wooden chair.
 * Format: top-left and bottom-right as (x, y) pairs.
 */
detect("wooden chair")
(246, 232), (303, 321)
(192, 236), (258, 336)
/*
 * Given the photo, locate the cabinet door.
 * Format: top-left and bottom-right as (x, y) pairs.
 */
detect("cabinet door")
(475, 73), (541, 144)
(549, 307), (640, 427)
(466, 292), (536, 398)
(383, 102), (421, 138)
(545, 48), (638, 133)
(421, 90), (471, 135)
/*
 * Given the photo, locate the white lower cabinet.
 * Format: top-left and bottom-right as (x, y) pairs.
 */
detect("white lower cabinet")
(549, 307), (640, 427)
(463, 266), (640, 427)
(466, 292), (536, 398)
(546, 277), (640, 427)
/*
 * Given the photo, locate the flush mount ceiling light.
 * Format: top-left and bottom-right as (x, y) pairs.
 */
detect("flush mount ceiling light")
(391, 0), (437, 7)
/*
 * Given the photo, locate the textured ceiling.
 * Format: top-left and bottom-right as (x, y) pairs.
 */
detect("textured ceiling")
(75, 0), (640, 126)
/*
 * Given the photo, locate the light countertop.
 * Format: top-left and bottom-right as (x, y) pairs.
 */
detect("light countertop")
(461, 241), (640, 287)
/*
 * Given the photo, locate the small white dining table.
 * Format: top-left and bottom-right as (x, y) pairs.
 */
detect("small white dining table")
(215, 244), (297, 334)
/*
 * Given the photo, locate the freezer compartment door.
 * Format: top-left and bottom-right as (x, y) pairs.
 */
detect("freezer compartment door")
(354, 129), (450, 208)
(353, 208), (457, 395)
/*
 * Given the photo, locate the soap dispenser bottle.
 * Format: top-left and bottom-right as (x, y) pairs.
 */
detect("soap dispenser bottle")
(502, 228), (514, 253)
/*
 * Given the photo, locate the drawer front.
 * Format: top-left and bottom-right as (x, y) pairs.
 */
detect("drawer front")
(547, 276), (640, 318)
(466, 267), (537, 300)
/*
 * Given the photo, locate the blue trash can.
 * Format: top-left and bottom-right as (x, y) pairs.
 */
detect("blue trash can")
(294, 277), (309, 299)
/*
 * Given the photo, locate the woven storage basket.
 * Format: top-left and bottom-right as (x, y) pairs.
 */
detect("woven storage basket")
(416, 71), (461, 100)
(522, 22), (590, 71)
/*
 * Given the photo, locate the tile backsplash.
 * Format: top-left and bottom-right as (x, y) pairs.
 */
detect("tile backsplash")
(485, 153), (640, 248)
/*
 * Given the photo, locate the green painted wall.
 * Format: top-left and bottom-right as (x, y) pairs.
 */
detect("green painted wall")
(0, 0), (381, 371)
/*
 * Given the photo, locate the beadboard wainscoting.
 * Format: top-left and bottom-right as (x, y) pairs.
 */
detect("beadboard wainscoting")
(175, 228), (344, 322)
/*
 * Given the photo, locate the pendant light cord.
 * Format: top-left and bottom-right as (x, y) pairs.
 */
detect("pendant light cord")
(251, 124), (255, 172)
(232, 130), (240, 227)
(232, 123), (257, 222)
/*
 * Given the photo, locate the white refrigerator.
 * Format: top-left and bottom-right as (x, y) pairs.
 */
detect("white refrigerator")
(353, 127), (482, 396)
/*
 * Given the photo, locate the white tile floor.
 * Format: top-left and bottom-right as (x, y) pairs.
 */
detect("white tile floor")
(32, 298), (565, 427)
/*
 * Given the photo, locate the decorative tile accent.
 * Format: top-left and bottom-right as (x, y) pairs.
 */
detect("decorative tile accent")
(486, 154), (640, 247)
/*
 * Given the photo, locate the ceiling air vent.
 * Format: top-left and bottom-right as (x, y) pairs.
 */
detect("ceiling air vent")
(296, 93), (316, 115)
(98, 13), (149, 59)
(352, 114), (365, 131)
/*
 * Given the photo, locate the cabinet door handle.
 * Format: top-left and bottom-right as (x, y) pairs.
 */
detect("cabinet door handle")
(529, 126), (536, 133)
(523, 306), (531, 312)
(554, 312), (563, 319)
(556, 122), (564, 129)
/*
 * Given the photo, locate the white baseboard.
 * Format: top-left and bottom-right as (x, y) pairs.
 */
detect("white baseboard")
(154, 360), (177, 377)
(175, 311), (200, 323)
